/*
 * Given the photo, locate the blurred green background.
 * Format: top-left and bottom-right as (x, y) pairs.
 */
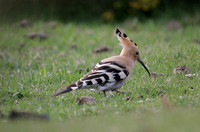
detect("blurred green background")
(0, 0), (199, 22)
(0, 0), (200, 131)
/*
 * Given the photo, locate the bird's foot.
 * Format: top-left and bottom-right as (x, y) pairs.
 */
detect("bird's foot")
(103, 90), (107, 97)
(115, 90), (127, 95)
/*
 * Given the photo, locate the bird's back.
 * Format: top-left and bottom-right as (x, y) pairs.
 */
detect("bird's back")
(75, 55), (134, 91)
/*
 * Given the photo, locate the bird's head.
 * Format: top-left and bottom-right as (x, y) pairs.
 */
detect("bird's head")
(115, 28), (150, 76)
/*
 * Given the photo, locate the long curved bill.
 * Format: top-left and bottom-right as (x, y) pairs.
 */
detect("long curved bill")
(137, 58), (151, 76)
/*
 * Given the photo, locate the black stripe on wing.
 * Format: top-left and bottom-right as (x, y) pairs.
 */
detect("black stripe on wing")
(82, 73), (108, 81)
(98, 61), (126, 69)
(86, 81), (93, 85)
(123, 70), (129, 76)
(114, 74), (123, 81)
(93, 65), (121, 73)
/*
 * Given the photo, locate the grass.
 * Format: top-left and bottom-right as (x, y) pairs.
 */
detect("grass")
(0, 18), (200, 131)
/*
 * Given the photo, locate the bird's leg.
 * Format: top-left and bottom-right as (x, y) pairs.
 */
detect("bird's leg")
(103, 90), (107, 97)
(115, 90), (127, 95)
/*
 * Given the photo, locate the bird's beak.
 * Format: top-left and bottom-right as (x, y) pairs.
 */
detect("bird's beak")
(137, 58), (151, 76)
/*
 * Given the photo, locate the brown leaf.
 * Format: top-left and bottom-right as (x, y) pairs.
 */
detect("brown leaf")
(76, 96), (96, 105)
(167, 20), (182, 30)
(28, 32), (39, 39)
(93, 46), (112, 53)
(173, 66), (191, 74)
(20, 19), (32, 28)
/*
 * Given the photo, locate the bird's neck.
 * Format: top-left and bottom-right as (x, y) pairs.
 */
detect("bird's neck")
(119, 48), (136, 73)
(120, 48), (134, 60)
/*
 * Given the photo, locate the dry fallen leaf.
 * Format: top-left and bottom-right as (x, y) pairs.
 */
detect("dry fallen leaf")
(93, 46), (112, 53)
(28, 32), (38, 39)
(20, 19), (32, 28)
(76, 96), (96, 105)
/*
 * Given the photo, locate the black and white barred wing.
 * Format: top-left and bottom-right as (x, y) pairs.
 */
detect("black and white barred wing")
(52, 61), (129, 96)
(75, 61), (129, 91)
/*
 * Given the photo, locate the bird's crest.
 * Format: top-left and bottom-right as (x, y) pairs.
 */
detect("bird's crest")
(115, 28), (138, 49)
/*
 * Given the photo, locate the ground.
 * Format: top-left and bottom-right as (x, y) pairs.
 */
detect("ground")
(0, 18), (200, 131)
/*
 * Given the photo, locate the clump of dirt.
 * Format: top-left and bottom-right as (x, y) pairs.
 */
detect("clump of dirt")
(150, 72), (164, 78)
(28, 32), (38, 39)
(28, 32), (48, 40)
(20, 19), (32, 28)
(93, 46), (112, 53)
(76, 96), (96, 105)
(173, 66), (191, 74)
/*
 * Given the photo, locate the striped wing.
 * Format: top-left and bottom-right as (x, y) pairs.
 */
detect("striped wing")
(75, 61), (129, 90)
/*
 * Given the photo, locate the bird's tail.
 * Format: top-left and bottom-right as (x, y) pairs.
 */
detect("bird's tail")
(51, 83), (77, 97)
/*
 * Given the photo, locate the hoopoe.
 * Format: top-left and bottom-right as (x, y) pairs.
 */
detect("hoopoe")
(52, 29), (150, 97)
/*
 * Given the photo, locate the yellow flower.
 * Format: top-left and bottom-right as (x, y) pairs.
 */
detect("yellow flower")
(102, 11), (114, 21)
(129, 0), (161, 11)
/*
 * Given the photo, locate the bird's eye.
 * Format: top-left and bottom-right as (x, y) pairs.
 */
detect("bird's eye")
(136, 52), (139, 55)
(130, 40), (133, 42)
(134, 43), (137, 46)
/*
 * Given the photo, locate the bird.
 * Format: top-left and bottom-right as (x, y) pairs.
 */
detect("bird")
(52, 28), (151, 97)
